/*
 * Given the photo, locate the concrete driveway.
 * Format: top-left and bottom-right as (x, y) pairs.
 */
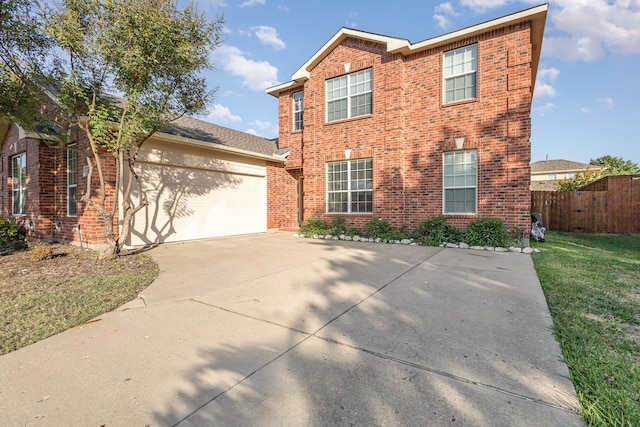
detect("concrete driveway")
(1, 232), (582, 426)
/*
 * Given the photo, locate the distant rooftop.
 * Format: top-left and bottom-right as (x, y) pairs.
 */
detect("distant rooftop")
(531, 159), (593, 174)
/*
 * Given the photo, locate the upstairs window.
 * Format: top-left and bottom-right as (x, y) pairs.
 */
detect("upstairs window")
(67, 144), (77, 217)
(327, 158), (373, 213)
(443, 150), (477, 214)
(12, 153), (27, 215)
(293, 91), (304, 131)
(326, 68), (372, 122)
(444, 44), (477, 103)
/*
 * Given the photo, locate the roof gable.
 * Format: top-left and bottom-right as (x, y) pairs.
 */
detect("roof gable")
(267, 4), (547, 97)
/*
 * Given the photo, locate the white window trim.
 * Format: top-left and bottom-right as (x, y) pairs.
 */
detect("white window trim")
(11, 152), (26, 216)
(443, 44), (478, 104)
(326, 68), (372, 123)
(326, 158), (373, 214)
(67, 144), (77, 217)
(443, 149), (478, 215)
(293, 91), (304, 131)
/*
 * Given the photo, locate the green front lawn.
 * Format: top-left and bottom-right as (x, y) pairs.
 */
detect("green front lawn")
(532, 232), (640, 426)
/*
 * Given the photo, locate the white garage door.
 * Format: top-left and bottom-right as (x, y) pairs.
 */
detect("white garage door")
(124, 140), (267, 247)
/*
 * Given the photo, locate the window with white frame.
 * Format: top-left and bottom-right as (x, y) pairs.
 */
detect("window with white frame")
(327, 158), (372, 213)
(67, 144), (77, 217)
(326, 68), (372, 122)
(293, 91), (304, 131)
(443, 150), (477, 214)
(444, 44), (477, 103)
(11, 152), (27, 215)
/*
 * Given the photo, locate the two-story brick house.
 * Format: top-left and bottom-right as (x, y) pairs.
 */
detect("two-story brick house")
(266, 4), (547, 235)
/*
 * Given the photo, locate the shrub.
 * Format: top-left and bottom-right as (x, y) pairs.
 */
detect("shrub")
(30, 242), (53, 261)
(331, 216), (347, 235)
(299, 218), (331, 237)
(0, 217), (27, 250)
(414, 216), (461, 246)
(463, 217), (511, 247)
(366, 218), (392, 238)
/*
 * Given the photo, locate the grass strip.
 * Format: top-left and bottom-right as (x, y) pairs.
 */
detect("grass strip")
(531, 232), (640, 426)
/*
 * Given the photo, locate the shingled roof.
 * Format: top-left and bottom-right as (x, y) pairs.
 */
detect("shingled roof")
(530, 159), (592, 173)
(165, 115), (278, 156)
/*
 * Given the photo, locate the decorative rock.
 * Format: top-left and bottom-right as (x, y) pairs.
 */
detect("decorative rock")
(401, 239), (412, 245)
(522, 247), (535, 254)
(345, 236), (352, 241)
(494, 247), (508, 252)
(470, 246), (485, 250)
(353, 235), (361, 242)
(410, 243), (419, 246)
(375, 238), (382, 243)
(293, 233), (300, 238)
(508, 246), (522, 253)
(368, 238), (374, 243)
(459, 242), (470, 249)
(333, 236), (339, 240)
(446, 243), (459, 248)
(533, 248), (541, 253)
(324, 234), (333, 240)
(339, 234), (346, 240)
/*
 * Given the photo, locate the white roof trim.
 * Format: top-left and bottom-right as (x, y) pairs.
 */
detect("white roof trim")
(154, 131), (286, 163)
(266, 4), (547, 97)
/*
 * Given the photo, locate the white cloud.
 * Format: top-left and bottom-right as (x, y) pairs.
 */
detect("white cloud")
(346, 12), (359, 28)
(533, 102), (557, 116)
(598, 96), (615, 109)
(213, 45), (279, 91)
(435, 2), (456, 14)
(534, 67), (560, 98)
(433, 3), (458, 29)
(245, 128), (259, 136)
(433, 14), (451, 29)
(581, 107), (591, 114)
(251, 119), (272, 130)
(544, 0), (640, 60)
(206, 104), (241, 123)
(460, 0), (508, 12)
(252, 26), (286, 50)
(239, 0), (265, 7)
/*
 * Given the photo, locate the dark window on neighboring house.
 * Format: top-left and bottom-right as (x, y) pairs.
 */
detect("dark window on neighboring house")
(293, 91), (304, 131)
(327, 158), (373, 213)
(11, 152), (26, 215)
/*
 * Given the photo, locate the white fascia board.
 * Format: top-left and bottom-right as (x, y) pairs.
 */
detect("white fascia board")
(265, 80), (304, 97)
(153, 131), (286, 163)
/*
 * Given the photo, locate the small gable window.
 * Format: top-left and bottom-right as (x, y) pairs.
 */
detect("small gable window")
(444, 44), (477, 103)
(326, 68), (372, 122)
(293, 91), (304, 131)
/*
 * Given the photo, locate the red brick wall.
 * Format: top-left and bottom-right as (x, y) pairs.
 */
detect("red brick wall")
(270, 23), (533, 234)
(267, 161), (300, 229)
(1, 125), (119, 247)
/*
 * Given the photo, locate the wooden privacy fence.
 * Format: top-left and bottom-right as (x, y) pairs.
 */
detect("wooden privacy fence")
(531, 175), (640, 233)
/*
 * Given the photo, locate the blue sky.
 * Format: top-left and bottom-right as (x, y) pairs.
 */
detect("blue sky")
(189, 0), (640, 166)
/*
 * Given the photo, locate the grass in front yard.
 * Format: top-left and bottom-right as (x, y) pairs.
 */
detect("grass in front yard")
(531, 232), (640, 426)
(0, 245), (158, 356)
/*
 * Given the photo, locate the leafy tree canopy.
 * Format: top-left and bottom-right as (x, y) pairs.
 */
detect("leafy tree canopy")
(0, 0), (224, 257)
(555, 155), (640, 191)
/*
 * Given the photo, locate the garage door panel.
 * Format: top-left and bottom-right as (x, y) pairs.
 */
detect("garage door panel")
(126, 161), (266, 247)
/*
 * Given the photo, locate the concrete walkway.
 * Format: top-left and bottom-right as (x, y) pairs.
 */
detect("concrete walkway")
(1, 232), (582, 426)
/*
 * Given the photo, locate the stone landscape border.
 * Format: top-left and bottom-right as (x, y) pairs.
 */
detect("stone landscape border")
(292, 233), (540, 254)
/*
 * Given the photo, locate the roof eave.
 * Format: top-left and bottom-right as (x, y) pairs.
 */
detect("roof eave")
(153, 131), (285, 163)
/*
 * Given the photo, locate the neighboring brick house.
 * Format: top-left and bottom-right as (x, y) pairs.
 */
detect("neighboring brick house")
(530, 159), (598, 191)
(1, 118), (283, 248)
(266, 4), (547, 234)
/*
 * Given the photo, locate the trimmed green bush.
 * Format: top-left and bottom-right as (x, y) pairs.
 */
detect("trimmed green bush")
(463, 217), (511, 247)
(414, 216), (461, 246)
(0, 217), (27, 250)
(331, 216), (347, 235)
(299, 218), (331, 237)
